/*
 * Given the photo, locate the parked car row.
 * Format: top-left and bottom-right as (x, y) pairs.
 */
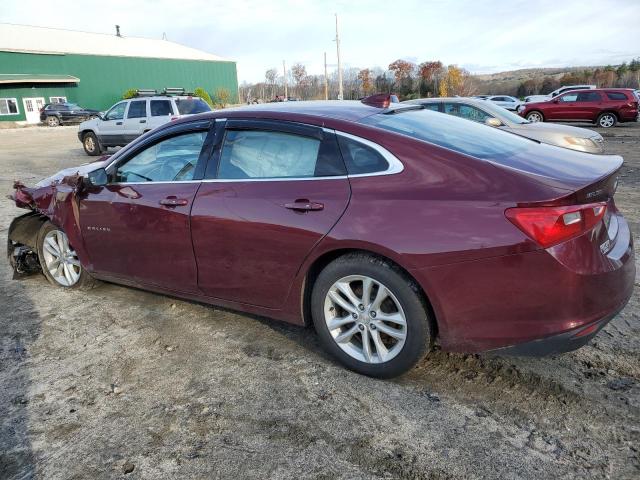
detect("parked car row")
(10, 96), (635, 378)
(405, 97), (605, 153)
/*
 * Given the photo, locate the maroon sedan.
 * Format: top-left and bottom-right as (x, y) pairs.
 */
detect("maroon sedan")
(8, 99), (635, 378)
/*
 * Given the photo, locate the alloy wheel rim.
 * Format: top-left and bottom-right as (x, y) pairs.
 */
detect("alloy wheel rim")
(85, 136), (95, 151)
(600, 115), (614, 127)
(42, 230), (81, 286)
(48, 117), (58, 126)
(324, 275), (407, 364)
(528, 113), (541, 122)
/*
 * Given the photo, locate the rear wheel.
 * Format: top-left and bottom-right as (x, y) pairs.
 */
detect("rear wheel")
(46, 116), (60, 127)
(311, 253), (433, 378)
(526, 111), (544, 122)
(37, 222), (97, 289)
(82, 132), (102, 156)
(597, 112), (617, 128)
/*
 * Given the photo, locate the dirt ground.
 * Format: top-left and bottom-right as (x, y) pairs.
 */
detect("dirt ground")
(1, 123), (639, 480)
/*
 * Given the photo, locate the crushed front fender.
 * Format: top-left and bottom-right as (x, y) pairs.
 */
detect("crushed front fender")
(7, 212), (48, 278)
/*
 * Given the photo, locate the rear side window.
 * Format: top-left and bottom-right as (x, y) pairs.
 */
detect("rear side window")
(150, 100), (173, 116)
(606, 92), (629, 101)
(360, 109), (532, 161)
(218, 130), (321, 179)
(175, 98), (211, 115)
(127, 100), (147, 119)
(577, 92), (601, 102)
(337, 135), (389, 175)
(422, 103), (441, 111)
(444, 103), (491, 123)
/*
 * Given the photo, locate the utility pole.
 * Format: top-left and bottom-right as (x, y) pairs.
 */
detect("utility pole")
(324, 52), (329, 100)
(282, 60), (288, 99)
(335, 14), (343, 100)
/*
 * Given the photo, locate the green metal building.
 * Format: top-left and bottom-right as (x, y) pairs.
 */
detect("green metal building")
(0, 24), (238, 123)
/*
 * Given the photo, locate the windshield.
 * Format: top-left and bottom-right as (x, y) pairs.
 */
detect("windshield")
(175, 98), (211, 115)
(476, 101), (529, 124)
(360, 109), (535, 161)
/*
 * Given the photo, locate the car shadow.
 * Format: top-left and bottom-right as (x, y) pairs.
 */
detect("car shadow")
(0, 276), (40, 479)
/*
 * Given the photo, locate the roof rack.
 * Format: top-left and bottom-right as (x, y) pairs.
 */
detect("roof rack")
(133, 87), (197, 98)
(134, 89), (157, 97)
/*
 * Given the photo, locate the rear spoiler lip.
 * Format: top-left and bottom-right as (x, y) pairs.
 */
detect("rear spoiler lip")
(513, 160), (623, 208)
(488, 153), (623, 198)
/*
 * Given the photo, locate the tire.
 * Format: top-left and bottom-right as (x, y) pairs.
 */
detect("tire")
(596, 112), (617, 128)
(526, 111), (544, 122)
(82, 132), (102, 156)
(46, 116), (60, 127)
(37, 221), (97, 290)
(311, 253), (433, 378)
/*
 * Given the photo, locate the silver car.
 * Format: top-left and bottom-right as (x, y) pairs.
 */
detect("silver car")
(405, 97), (605, 154)
(486, 95), (522, 111)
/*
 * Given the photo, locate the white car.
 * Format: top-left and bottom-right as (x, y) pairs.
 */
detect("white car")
(486, 95), (522, 111)
(78, 93), (211, 156)
(525, 84), (596, 103)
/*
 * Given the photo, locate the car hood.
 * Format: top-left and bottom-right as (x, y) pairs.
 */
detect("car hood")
(510, 121), (602, 139)
(78, 118), (100, 130)
(35, 158), (111, 188)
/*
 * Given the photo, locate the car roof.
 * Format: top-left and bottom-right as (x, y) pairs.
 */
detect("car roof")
(213, 100), (404, 122)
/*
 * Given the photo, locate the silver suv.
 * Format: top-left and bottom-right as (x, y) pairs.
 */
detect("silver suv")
(78, 91), (211, 156)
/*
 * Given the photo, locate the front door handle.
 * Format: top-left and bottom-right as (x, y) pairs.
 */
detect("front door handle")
(116, 121), (123, 125)
(159, 196), (189, 207)
(284, 200), (324, 211)
(139, 119), (146, 123)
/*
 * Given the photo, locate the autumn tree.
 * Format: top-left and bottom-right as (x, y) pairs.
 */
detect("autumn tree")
(213, 88), (231, 108)
(418, 60), (444, 96)
(438, 65), (476, 97)
(388, 59), (416, 97)
(358, 68), (372, 96)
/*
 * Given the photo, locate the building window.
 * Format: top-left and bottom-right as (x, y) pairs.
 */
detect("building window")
(50, 96), (67, 104)
(0, 98), (19, 115)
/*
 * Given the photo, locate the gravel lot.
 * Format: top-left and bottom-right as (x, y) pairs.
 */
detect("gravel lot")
(1, 123), (639, 480)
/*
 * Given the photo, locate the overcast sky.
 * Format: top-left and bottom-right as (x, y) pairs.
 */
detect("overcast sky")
(2, 0), (639, 83)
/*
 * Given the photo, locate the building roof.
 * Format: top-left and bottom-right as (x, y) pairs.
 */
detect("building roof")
(0, 24), (232, 62)
(0, 73), (79, 84)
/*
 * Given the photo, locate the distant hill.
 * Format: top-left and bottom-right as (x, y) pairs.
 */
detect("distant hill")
(474, 66), (605, 82)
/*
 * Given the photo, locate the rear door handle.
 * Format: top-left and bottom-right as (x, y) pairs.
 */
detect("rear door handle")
(159, 196), (189, 207)
(139, 119), (146, 123)
(284, 200), (324, 211)
(116, 121), (123, 125)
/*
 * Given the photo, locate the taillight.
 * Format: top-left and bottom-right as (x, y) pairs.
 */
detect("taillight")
(505, 202), (607, 248)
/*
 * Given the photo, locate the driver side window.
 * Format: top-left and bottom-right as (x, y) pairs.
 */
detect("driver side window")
(115, 131), (206, 183)
(105, 102), (127, 121)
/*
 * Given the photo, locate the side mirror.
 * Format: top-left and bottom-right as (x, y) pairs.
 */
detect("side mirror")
(86, 168), (108, 187)
(485, 117), (502, 127)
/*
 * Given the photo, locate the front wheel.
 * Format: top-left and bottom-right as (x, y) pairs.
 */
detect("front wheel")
(37, 222), (97, 289)
(311, 253), (433, 378)
(597, 112), (617, 128)
(526, 111), (544, 122)
(82, 132), (102, 156)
